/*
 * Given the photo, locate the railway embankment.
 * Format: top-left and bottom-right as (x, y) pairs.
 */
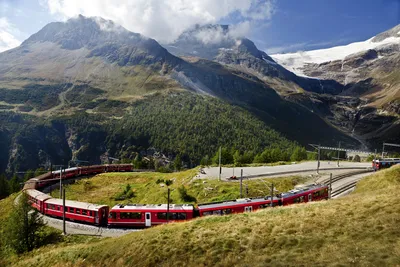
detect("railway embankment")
(1, 165), (399, 266)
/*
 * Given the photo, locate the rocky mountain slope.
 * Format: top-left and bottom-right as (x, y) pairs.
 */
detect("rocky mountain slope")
(0, 16), (364, 172)
(270, 25), (400, 147)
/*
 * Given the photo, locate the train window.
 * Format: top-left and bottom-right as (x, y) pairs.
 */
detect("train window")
(157, 212), (168, 220)
(120, 212), (142, 219)
(222, 209), (232, 215)
(76, 209), (81, 214)
(108, 212), (116, 219)
(202, 211), (212, 216)
(176, 213), (187, 220)
(82, 210), (87, 216)
(213, 210), (222, 215)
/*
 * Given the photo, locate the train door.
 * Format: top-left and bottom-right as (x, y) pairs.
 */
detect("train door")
(308, 194), (312, 202)
(95, 211), (99, 225)
(100, 207), (108, 226)
(245, 206), (253, 212)
(145, 212), (151, 227)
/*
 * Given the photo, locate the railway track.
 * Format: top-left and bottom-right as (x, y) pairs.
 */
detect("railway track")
(320, 169), (373, 185)
(331, 179), (363, 198)
(324, 169), (374, 198)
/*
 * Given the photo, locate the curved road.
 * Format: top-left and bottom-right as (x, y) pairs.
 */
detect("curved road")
(198, 161), (371, 180)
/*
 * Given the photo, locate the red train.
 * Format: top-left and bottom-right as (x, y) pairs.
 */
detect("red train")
(372, 158), (400, 170)
(24, 164), (329, 227)
(23, 164), (133, 190)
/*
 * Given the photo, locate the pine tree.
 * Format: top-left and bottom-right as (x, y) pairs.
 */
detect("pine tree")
(0, 173), (9, 199)
(174, 154), (182, 171)
(4, 193), (45, 253)
(9, 175), (21, 194)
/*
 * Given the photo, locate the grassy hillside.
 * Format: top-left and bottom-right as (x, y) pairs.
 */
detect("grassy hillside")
(5, 165), (399, 266)
(53, 169), (308, 207)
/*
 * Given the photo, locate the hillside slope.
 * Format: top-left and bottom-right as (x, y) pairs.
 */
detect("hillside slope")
(10, 165), (400, 267)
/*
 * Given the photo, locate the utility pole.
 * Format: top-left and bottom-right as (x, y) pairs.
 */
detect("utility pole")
(270, 183), (274, 207)
(374, 149), (377, 172)
(337, 141), (341, 167)
(59, 167), (63, 198)
(62, 186), (66, 235)
(317, 145), (321, 174)
(167, 188), (170, 222)
(240, 169), (243, 198)
(218, 146), (222, 181)
(329, 173), (332, 199)
(382, 143), (385, 159)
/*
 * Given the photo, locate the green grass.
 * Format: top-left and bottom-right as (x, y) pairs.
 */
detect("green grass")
(7, 165), (400, 267)
(52, 169), (308, 207)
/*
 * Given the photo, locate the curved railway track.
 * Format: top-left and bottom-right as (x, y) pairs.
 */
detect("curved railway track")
(321, 169), (374, 198)
(320, 169), (373, 185)
(331, 180), (362, 198)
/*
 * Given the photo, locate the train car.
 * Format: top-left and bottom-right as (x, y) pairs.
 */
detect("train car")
(280, 184), (328, 206)
(197, 196), (280, 217)
(24, 172), (53, 190)
(25, 189), (52, 213)
(108, 203), (194, 227)
(44, 198), (109, 226)
(52, 167), (80, 179)
(372, 158), (400, 170)
(104, 164), (133, 172)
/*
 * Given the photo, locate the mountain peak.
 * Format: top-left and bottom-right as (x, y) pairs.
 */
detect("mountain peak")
(22, 14), (142, 50)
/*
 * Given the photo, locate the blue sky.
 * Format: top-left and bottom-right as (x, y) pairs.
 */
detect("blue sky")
(0, 0), (399, 54)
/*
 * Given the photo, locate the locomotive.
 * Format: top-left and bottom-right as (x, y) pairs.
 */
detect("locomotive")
(24, 165), (329, 228)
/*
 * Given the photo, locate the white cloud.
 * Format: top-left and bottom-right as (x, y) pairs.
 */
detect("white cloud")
(40, 0), (274, 43)
(191, 21), (251, 45)
(0, 17), (21, 52)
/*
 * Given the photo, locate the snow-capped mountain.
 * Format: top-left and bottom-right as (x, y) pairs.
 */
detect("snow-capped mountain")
(271, 24), (400, 77)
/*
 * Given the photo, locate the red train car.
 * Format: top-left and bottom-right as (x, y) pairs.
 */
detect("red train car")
(105, 164), (133, 172)
(108, 204), (194, 227)
(197, 197), (280, 217)
(44, 198), (109, 226)
(280, 184), (328, 205)
(372, 158), (400, 170)
(25, 189), (52, 213)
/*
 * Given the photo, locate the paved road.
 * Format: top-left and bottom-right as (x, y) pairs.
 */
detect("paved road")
(198, 161), (371, 180)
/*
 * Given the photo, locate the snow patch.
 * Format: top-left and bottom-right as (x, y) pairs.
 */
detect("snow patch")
(271, 36), (400, 76)
(170, 71), (214, 96)
(262, 55), (277, 65)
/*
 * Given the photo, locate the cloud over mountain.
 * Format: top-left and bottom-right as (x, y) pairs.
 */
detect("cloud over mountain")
(40, 0), (274, 43)
(0, 17), (21, 52)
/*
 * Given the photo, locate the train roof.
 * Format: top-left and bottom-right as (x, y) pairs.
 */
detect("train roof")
(373, 158), (400, 162)
(45, 198), (108, 211)
(52, 167), (79, 174)
(280, 184), (327, 198)
(110, 203), (194, 211)
(197, 196), (278, 210)
(25, 189), (52, 201)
